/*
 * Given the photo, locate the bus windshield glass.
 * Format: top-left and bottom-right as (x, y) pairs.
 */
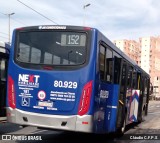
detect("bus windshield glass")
(16, 31), (87, 65)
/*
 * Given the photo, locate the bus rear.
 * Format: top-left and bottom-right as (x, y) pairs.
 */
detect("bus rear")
(7, 25), (97, 132)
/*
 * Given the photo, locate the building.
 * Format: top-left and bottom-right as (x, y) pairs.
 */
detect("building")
(140, 36), (160, 98)
(114, 36), (160, 98)
(114, 39), (140, 64)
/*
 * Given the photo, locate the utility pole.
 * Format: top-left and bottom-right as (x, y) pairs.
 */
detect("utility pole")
(83, 3), (91, 26)
(5, 13), (15, 43)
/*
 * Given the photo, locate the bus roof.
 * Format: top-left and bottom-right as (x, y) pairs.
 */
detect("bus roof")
(15, 25), (93, 31)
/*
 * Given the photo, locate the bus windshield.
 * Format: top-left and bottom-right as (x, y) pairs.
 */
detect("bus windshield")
(16, 31), (87, 65)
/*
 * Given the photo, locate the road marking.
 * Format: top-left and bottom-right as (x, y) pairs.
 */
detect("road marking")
(149, 105), (160, 108)
(31, 130), (48, 134)
(148, 112), (160, 115)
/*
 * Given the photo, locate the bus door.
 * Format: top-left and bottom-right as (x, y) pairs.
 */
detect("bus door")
(0, 57), (8, 120)
(143, 76), (150, 115)
(137, 72), (144, 122)
(116, 60), (127, 129)
(125, 65), (133, 124)
(126, 66), (140, 123)
(102, 51), (122, 133)
(96, 44), (116, 133)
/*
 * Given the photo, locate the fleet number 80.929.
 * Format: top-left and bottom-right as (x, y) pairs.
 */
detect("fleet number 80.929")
(54, 80), (78, 89)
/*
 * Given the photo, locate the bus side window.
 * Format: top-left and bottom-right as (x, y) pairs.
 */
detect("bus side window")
(127, 65), (133, 88)
(120, 61), (127, 93)
(99, 44), (113, 83)
(106, 48), (113, 83)
(132, 69), (137, 89)
(137, 73), (141, 90)
(99, 45), (105, 80)
(143, 77), (148, 97)
(113, 52), (122, 84)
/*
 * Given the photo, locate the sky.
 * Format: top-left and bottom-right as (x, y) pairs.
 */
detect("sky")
(0, 0), (160, 43)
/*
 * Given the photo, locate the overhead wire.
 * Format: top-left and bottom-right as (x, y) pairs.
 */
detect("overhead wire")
(0, 35), (8, 39)
(1, 0), (59, 41)
(0, 12), (5, 15)
(1, 11), (26, 26)
(10, 17), (26, 26)
(0, 32), (8, 36)
(17, 0), (58, 25)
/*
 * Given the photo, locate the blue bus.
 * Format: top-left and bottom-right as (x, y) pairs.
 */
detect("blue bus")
(7, 25), (151, 134)
(0, 41), (10, 122)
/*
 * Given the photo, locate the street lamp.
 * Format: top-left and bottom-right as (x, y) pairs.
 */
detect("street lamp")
(5, 12), (15, 43)
(83, 3), (91, 26)
(83, 3), (91, 9)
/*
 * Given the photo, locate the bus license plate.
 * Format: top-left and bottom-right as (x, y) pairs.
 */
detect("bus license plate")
(38, 101), (53, 107)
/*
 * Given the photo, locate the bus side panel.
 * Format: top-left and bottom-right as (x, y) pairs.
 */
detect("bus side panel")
(129, 89), (140, 122)
(104, 84), (119, 132)
(94, 82), (119, 133)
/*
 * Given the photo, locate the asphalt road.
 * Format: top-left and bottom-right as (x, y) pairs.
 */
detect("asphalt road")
(0, 100), (160, 143)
